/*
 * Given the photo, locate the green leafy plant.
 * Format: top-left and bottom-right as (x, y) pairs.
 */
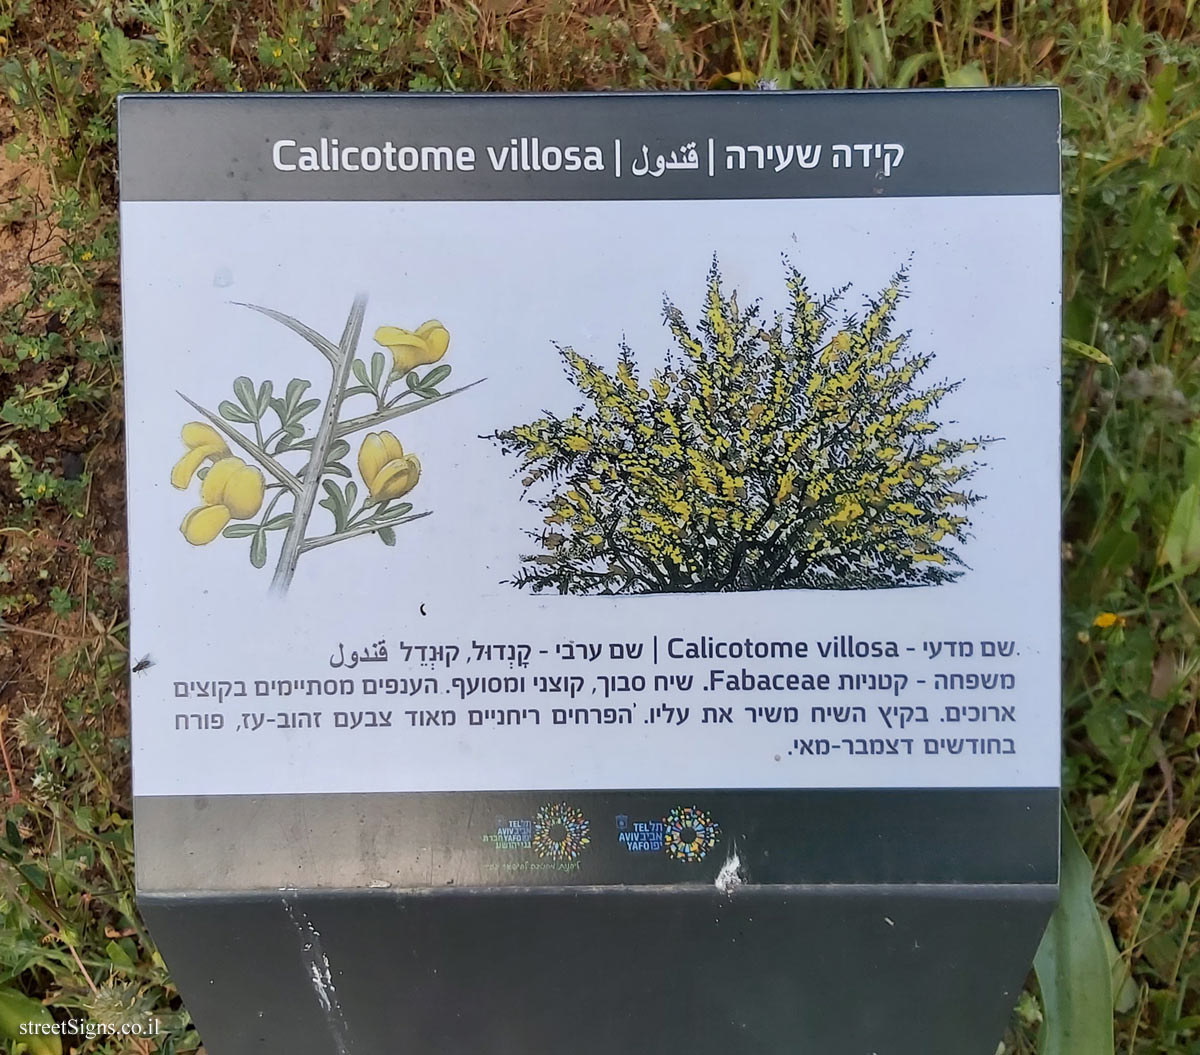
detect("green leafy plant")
(0, 985), (61, 1055)
(1034, 811), (1116, 1055)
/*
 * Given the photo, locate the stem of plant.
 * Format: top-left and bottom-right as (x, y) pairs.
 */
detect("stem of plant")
(259, 489), (287, 524)
(177, 391), (302, 493)
(333, 377), (486, 438)
(270, 294), (367, 595)
(299, 511), (432, 553)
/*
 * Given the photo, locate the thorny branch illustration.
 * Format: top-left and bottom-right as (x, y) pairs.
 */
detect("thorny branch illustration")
(171, 296), (482, 595)
(493, 260), (992, 595)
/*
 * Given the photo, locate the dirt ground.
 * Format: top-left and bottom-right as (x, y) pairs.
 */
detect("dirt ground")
(0, 104), (129, 807)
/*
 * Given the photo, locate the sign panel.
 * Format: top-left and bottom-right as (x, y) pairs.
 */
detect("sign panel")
(120, 92), (1060, 802)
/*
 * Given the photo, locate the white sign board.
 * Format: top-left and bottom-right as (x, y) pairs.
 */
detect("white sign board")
(120, 92), (1061, 799)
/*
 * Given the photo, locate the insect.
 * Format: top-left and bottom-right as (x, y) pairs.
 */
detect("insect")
(132, 655), (155, 673)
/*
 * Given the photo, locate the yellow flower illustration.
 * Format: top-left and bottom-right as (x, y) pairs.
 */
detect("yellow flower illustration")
(374, 320), (450, 375)
(180, 456), (265, 546)
(165, 295), (479, 593)
(358, 431), (421, 503)
(181, 504), (232, 545)
(171, 422), (229, 489)
(201, 457), (266, 518)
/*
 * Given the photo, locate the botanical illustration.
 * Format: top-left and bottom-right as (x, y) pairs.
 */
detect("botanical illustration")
(493, 260), (990, 595)
(171, 297), (479, 595)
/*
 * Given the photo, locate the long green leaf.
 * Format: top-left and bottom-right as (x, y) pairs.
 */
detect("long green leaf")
(1162, 484), (1200, 572)
(1033, 812), (1114, 1055)
(0, 987), (61, 1055)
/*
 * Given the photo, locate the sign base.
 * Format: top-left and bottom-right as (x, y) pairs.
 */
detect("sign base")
(141, 884), (1055, 1054)
(136, 789), (1057, 1054)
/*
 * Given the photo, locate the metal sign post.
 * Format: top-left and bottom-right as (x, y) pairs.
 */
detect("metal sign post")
(119, 89), (1061, 1055)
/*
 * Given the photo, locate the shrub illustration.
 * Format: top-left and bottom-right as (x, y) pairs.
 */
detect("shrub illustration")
(171, 297), (480, 595)
(492, 260), (989, 595)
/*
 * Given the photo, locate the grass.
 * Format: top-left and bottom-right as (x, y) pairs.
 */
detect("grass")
(0, 0), (1196, 1052)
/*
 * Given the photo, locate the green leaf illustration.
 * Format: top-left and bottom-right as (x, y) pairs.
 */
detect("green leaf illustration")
(233, 375), (259, 417)
(256, 379), (274, 417)
(422, 364), (452, 389)
(284, 377), (311, 412)
(319, 479), (349, 531)
(219, 399), (256, 424)
(250, 530), (268, 569)
(375, 502), (414, 522)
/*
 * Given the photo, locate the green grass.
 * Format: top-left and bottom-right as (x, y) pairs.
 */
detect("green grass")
(0, 1), (1197, 1052)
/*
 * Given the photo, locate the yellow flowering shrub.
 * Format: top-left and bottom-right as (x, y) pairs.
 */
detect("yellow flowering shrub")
(493, 261), (990, 594)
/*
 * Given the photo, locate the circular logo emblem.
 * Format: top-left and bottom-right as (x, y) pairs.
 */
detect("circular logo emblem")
(662, 805), (720, 862)
(532, 802), (592, 862)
